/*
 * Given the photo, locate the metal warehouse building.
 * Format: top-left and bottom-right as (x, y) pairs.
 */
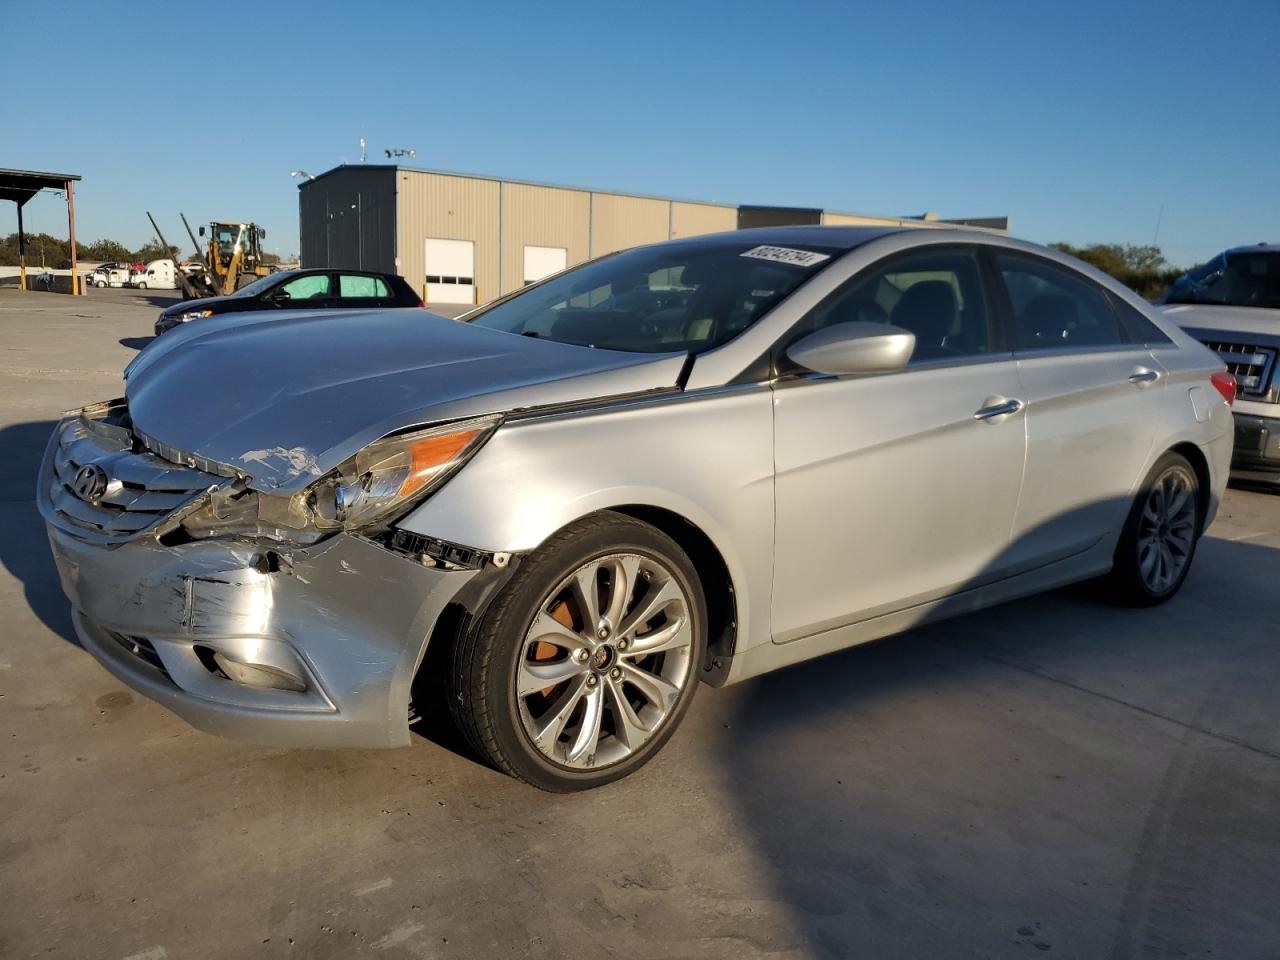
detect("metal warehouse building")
(298, 164), (1008, 307)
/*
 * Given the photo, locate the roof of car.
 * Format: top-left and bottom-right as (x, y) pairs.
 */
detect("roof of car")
(1223, 243), (1280, 255)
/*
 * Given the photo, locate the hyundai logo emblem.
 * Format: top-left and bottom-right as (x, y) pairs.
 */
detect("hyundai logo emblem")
(71, 463), (109, 503)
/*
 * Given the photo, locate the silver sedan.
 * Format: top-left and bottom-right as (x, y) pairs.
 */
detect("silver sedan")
(38, 226), (1235, 790)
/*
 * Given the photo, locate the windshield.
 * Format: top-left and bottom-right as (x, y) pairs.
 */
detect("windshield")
(466, 240), (840, 353)
(1164, 250), (1280, 309)
(232, 272), (292, 298)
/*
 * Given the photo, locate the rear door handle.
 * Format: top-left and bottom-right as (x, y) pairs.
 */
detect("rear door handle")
(1128, 367), (1160, 385)
(973, 397), (1024, 421)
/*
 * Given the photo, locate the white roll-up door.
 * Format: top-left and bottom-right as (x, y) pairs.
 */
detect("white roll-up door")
(523, 245), (568, 285)
(424, 238), (475, 304)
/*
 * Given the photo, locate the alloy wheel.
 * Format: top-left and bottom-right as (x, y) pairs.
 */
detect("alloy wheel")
(1135, 464), (1197, 593)
(514, 552), (695, 770)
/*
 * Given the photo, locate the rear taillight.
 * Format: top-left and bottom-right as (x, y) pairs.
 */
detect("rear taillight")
(1210, 370), (1236, 406)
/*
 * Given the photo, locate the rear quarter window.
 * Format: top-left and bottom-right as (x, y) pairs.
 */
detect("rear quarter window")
(1108, 292), (1173, 345)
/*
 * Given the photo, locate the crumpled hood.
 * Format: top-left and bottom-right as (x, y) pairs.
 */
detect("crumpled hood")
(125, 308), (685, 491)
(1159, 303), (1280, 338)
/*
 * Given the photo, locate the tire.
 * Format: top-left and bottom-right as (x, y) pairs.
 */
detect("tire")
(1106, 451), (1201, 606)
(448, 512), (707, 791)
(95, 279), (106, 288)
(136, 282), (147, 289)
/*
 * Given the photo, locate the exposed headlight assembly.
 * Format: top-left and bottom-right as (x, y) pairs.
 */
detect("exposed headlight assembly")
(305, 415), (500, 531)
(179, 309), (213, 322)
(167, 416), (500, 545)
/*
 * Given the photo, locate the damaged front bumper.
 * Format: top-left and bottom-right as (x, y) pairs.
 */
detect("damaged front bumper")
(39, 411), (480, 749)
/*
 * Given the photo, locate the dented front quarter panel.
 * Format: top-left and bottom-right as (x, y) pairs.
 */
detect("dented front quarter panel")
(397, 385), (777, 679)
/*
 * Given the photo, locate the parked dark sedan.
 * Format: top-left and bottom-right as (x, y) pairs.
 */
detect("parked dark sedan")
(155, 268), (424, 335)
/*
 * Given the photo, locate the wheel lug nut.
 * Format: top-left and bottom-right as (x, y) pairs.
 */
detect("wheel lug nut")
(610, 667), (622, 680)
(586, 675), (598, 688)
(617, 638), (629, 651)
(598, 626), (610, 639)
(574, 648), (589, 662)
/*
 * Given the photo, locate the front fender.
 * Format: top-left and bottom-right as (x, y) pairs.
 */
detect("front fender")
(397, 387), (776, 668)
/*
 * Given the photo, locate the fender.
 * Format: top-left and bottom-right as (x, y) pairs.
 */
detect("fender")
(398, 385), (776, 672)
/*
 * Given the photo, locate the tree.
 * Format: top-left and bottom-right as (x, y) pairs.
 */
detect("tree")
(81, 239), (132, 262)
(1051, 242), (1182, 300)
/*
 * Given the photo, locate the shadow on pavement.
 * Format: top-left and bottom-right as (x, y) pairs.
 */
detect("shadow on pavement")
(719, 535), (1280, 958)
(119, 337), (154, 351)
(0, 419), (77, 646)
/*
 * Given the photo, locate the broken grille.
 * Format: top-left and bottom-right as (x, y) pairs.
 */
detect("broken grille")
(47, 416), (224, 544)
(1202, 340), (1277, 398)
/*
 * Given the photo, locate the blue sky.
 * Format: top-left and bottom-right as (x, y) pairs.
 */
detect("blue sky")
(4, 0), (1277, 268)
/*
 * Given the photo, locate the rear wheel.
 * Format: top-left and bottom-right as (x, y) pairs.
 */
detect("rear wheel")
(1107, 452), (1201, 605)
(448, 513), (706, 791)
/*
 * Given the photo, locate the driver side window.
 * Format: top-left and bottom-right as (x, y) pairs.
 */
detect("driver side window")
(806, 247), (991, 363)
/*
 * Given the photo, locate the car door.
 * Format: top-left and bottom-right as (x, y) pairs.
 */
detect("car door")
(993, 250), (1166, 570)
(335, 272), (396, 309)
(771, 245), (1027, 644)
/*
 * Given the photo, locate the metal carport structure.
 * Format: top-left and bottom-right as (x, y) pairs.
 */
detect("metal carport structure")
(0, 168), (82, 293)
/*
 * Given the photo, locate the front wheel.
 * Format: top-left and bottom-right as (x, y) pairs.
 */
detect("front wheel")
(448, 513), (707, 791)
(1106, 452), (1201, 605)
(136, 281), (147, 289)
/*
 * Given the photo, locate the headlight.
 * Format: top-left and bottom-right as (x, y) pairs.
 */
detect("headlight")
(178, 309), (213, 322)
(305, 415), (500, 530)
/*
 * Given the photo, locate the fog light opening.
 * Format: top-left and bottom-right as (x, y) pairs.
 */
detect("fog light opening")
(194, 645), (307, 692)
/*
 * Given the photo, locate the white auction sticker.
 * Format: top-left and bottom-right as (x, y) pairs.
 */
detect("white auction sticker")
(740, 245), (831, 268)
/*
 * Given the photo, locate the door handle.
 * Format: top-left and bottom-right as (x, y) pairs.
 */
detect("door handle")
(1128, 367), (1160, 385)
(973, 397), (1024, 421)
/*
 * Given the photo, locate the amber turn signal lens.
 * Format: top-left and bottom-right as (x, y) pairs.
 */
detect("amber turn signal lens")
(398, 429), (485, 496)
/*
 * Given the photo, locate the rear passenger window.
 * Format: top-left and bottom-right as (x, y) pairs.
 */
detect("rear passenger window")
(339, 274), (391, 298)
(806, 247), (991, 363)
(998, 253), (1125, 349)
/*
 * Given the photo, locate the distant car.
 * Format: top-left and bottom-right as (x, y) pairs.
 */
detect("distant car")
(1161, 244), (1280, 484)
(154, 268), (424, 335)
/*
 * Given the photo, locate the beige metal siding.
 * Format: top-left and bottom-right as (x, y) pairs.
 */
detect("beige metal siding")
(500, 183), (590, 296)
(590, 193), (670, 257)
(670, 201), (736, 239)
(396, 171), (500, 304)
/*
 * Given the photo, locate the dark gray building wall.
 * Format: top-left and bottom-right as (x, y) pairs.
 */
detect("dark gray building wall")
(298, 166), (397, 272)
(737, 206), (823, 229)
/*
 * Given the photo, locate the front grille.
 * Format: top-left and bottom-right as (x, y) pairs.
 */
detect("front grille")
(46, 413), (225, 544)
(1202, 340), (1277, 398)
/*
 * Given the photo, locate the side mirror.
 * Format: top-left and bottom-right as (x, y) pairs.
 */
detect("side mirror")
(786, 322), (915, 376)
(198, 226), (205, 237)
